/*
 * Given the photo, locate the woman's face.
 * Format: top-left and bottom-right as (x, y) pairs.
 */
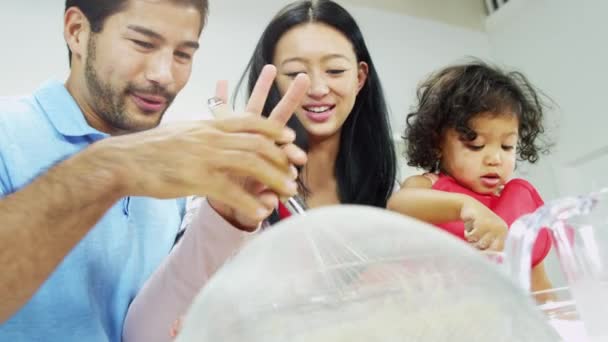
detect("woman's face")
(273, 23), (368, 140)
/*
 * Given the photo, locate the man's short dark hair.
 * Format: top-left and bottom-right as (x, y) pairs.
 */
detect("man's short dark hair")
(65, 0), (208, 64)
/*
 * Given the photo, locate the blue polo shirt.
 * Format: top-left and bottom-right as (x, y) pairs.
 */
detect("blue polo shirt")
(0, 80), (185, 341)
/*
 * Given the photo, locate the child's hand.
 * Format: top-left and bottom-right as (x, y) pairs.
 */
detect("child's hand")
(460, 199), (508, 251)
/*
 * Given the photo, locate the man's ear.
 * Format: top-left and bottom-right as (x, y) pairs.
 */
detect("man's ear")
(64, 6), (91, 65)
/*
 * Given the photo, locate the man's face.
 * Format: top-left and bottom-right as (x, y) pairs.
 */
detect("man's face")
(81, 0), (201, 133)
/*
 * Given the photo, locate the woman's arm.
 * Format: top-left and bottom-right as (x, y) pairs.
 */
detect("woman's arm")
(122, 198), (260, 342)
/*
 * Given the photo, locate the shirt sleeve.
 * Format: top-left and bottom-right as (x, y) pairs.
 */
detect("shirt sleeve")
(122, 198), (261, 342)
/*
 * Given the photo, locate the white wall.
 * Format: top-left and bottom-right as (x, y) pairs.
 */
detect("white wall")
(342, 0), (487, 31)
(0, 0), (491, 181)
(0, 3), (69, 94)
(486, 0), (608, 198)
(486, 0), (608, 288)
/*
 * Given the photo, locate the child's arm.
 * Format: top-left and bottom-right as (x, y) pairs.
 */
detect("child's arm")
(387, 175), (508, 251)
(387, 175), (470, 223)
(530, 261), (556, 303)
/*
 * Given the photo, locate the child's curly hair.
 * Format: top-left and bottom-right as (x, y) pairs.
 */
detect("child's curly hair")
(404, 60), (550, 172)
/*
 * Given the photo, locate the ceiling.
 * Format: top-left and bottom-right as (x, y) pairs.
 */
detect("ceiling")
(339, 0), (488, 31)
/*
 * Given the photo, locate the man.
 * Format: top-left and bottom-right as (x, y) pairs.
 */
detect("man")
(0, 0), (309, 341)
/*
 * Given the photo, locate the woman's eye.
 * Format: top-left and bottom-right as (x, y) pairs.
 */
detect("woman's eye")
(284, 72), (305, 78)
(467, 145), (484, 151)
(327, 69), (346, 75)
(502, 145), (515, 151)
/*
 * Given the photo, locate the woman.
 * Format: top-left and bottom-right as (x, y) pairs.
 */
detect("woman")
(138, 1), (400, 339)
(235, 0), (397, 218)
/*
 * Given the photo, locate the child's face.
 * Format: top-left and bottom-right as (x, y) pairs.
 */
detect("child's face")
(439, 113), (518, 194)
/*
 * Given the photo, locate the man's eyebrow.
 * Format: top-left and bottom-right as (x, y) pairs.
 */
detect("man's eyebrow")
(182, 41), (199, 49)
(127, 25), (199, 49)
(128, 25), (164, 41)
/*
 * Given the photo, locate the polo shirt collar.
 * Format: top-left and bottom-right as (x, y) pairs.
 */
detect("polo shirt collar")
(34, 80), (108, 139)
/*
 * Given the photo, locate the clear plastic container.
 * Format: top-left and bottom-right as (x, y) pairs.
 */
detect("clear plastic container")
(504, 188), (608, 341)
(177, 206), (559, 341)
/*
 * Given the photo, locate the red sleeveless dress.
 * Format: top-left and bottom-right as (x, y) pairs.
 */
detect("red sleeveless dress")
(432, 174), (551, 267)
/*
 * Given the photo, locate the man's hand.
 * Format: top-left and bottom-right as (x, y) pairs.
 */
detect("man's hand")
(94, 115), (296, 220)
(91, 66), (309, 225)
